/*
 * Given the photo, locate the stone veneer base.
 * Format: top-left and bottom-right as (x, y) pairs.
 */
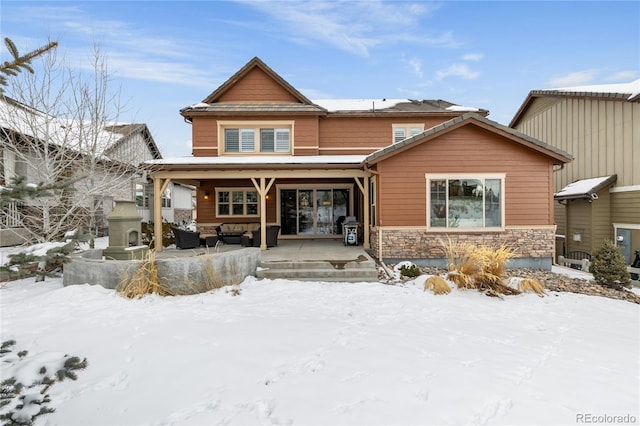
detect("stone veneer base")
(371, 226), (556, 271)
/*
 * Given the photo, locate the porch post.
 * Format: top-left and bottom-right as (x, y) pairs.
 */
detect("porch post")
(251, 177), (275, 250)
(353, 176), (371, 250)
(153, 177), (171, 252)
(363, 175), (370, 249)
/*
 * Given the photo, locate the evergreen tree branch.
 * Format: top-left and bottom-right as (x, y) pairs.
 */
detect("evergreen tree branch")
(0, 38), (58, 93)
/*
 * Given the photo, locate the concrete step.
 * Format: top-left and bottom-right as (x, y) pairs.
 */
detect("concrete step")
(260, 257), (376, 271)
(256, 267), (379, 282)
(256, 256), (378, 282)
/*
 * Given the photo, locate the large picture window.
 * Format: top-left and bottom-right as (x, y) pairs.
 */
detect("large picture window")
(216, 189), (259, 217)
(221, 121), (292, 154)
(427, 175), (503, 229)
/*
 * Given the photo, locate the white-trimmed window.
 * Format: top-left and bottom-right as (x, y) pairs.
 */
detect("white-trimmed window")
(162, 187), (172, 208)
(135, 183), (151, 208)
(216, 188), (259, 217)
(427, 174), (504, 229)
(393, 124), (423, 143)
(220, 121), (293, 154)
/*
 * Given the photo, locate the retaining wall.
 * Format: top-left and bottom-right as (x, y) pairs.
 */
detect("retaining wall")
(63, 248), (260, 294)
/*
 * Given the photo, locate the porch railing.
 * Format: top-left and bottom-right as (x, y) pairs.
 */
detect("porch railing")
(1, 201), (24, 229)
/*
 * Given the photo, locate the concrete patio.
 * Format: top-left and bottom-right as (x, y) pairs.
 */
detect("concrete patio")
(157, 239), (380, 282)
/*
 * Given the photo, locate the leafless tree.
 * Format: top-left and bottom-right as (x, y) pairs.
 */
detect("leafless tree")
(1, 42), (145, 248)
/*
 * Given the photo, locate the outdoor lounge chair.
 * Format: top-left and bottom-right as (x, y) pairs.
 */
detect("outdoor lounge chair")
(172, 227), (200, 249)
(252, 225), (280, 248)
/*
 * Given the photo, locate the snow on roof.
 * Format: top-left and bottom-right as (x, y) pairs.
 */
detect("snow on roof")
(554, 176), (616, 199)
(145, 155), (367, 166)
(445, 105), (480, 112)
(311, 99), (409, 112)
(0, 97), (132, 158)
(550, 79), (640, 100)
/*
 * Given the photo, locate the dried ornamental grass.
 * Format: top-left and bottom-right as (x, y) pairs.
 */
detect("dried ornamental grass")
(476, 244), (515, 284)
(517, 278), (545, 295)
(442, 240), (484, 289)
(116, 251), (175, 298)
(424, 276), (451, 295)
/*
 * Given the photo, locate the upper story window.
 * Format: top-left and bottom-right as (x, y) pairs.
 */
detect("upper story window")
(427, 174), (504, 229)
(393, 124), (423, 143)
(220, 121), (293, 154)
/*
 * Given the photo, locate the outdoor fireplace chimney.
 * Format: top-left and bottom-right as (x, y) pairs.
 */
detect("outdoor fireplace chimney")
(103, 200), (148, 260)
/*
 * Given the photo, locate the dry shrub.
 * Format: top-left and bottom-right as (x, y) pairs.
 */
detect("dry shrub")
(440, 238), (520, 296)
(517, 278), (545, 295)
(424, 276), (451, 295)
(117, 251), (175, 298)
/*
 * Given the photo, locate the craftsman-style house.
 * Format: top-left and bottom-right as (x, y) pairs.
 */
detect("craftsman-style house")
(148, 57), (572, 269)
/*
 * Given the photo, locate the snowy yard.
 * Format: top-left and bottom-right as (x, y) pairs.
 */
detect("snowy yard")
(1, 261), (639, 425)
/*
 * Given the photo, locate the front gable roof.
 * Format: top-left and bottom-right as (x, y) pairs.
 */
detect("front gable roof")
(202, 57), (315, 105)
(365, 113), (573, 166)
(510, 79), (640, 127)
(104, 123), (162, 160)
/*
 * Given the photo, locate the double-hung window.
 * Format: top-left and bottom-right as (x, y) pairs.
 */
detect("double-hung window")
(393, 124), (423, 143)
(427, 174), (504, 229)
(216, 189), (259, 217)
(221, 121), (293, 154)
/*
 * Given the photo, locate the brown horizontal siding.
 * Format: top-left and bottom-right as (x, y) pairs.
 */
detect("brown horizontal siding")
(196, 177), (355, 224)
(191, 115), (319, 156)
(197, 179), (277, 224)
(218, 68), (299, 103)
(377, 125), (554, 227)
(319, 116), (450, 153)
(192, 117), (218, 155)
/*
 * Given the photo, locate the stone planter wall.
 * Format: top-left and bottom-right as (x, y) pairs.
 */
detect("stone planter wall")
(63, 247), (260, 293)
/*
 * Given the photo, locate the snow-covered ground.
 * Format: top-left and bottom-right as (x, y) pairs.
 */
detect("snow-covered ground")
(1, 247), (639, 425)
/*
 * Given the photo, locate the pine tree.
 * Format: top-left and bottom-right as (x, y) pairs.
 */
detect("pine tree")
(591, 240), (631, 290)
(0, 37), (58, 94)
(0, 340), (87, 425)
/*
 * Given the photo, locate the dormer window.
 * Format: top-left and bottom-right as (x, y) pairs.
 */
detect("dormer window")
(220, 121), (293, 154)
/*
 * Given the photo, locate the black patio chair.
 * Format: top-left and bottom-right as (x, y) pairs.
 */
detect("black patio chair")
(252, 225), (280, 248)
(172, 227), (200, 249)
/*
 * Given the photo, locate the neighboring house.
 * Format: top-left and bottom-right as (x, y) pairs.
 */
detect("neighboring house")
(510, 80), (640, 264)
(148, 57), (572, 269)
(0, 96), (191, 246)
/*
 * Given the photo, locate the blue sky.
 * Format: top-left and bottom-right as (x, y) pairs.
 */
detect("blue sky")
(2, 1), (639, 158)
